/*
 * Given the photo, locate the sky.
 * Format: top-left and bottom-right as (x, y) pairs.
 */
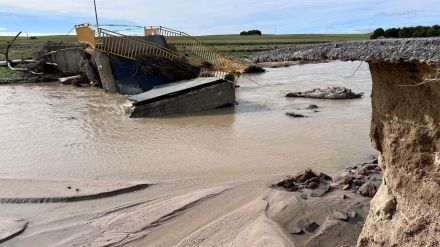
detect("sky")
(0, 0), (439, 36)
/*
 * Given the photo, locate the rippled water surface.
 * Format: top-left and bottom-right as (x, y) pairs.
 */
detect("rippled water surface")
(0, 61), (374, 186)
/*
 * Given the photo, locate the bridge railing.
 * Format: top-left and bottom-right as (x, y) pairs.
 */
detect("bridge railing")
(145, 26), (248, 73)
(96, 28), (180, 60)
(75, 24), (248, 79)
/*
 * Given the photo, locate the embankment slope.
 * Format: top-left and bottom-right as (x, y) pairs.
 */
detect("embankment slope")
(252, 38), (440, 246)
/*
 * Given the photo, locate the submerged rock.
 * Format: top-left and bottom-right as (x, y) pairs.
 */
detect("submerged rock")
(286, 87), (363, 100)
(305, 222), (320, 233)
(275, 169), (331, 194)
(243, 65), (266, 73)
(285, 112), (306, 118)
(307, 104), (319, 109)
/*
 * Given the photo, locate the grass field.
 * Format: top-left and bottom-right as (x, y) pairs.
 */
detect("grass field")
(0, 33), (369, 60)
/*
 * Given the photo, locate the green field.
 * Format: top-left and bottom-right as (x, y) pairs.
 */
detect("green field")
(0, 33), (369, 60)
(0, 35), (76, 61)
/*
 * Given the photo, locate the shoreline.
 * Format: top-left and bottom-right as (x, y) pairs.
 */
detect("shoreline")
(1, 157), (381, 246)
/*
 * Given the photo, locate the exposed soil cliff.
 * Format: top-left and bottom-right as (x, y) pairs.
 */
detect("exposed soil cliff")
(358, 61), (440, 246)
(251, 39), (440, 246)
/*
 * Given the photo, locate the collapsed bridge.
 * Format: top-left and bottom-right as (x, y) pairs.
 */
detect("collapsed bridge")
(76, 23), (248, 79)
(72, 23), (250, 117)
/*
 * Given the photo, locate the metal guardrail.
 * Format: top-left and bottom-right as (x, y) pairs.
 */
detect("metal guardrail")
(96, 28), (180, 60)
(75, 24), (249, 79)
(145, 26), (248, 73)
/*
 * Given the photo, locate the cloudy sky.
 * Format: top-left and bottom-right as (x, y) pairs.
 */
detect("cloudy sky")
(0, 0), (439, 35)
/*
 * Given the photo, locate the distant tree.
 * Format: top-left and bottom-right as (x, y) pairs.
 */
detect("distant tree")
(240, 30), (262, 36)
(371, 25), (440, 39)
(370, 28), (385, 39)
(398, 27), (412, 38)
(384, 28), (400, 38)
(413, 26), (428, 37)
(429, 25), (440, 36)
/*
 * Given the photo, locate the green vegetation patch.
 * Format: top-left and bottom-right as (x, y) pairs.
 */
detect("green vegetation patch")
(370, 25), (440, 39)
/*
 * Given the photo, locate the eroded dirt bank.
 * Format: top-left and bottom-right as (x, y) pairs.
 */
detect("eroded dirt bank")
(358, 62), (440, 246)
(251, 38), (440, 246)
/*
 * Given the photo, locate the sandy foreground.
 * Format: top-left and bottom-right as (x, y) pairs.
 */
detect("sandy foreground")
(0, 162), (380, 247)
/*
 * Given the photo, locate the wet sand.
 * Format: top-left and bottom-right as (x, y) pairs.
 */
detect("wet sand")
(0, 61), (374, 246)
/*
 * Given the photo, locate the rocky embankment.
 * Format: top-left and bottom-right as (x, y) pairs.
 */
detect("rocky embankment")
(271, 158), (382, 246)
(252, 38), (440, 246)
(250, 38), (440, 64)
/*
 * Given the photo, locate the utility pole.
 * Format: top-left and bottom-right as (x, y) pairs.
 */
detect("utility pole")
(93, 0), (99, 30)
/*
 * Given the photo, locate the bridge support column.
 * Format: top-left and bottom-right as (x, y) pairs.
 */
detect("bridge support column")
(92, 50), (119, 94)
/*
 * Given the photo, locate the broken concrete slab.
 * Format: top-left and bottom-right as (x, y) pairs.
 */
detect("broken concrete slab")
(126, 78), (235, 118)
(47, 47), (84, 74)
(92, 50), (119, 94)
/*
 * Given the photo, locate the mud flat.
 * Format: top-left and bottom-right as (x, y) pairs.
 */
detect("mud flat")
(0, 179), (151, 203)
(0, 218), (28, 244)
(12, 186), (232, 246)
(175, 160), (382, 247)
(3, 160), (381, 247)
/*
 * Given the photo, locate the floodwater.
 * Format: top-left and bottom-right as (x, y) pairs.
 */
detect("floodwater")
(0, 61), (374, 187)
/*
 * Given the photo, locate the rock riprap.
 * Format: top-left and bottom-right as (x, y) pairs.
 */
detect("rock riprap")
(251, 38), (440, 64)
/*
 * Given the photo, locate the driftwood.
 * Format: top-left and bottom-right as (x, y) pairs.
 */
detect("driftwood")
(59, 75), (81, 85)
(3, 32), (45, 75)
(4, 32), (26, 71)
(0, 59), (36, 67)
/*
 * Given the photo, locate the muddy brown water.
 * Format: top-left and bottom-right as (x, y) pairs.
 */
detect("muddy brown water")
(0, 61), (374, 245)
(0, 61), (373, 182)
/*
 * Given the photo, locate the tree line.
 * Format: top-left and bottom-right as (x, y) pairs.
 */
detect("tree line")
(240, 30), (262, 36)
(370, 25), (440, 39)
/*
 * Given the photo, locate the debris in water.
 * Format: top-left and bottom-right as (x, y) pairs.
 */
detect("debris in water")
(243, 65), (266, 73)
(286, 112), (306, 118)
(286, 87), (363, 99)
